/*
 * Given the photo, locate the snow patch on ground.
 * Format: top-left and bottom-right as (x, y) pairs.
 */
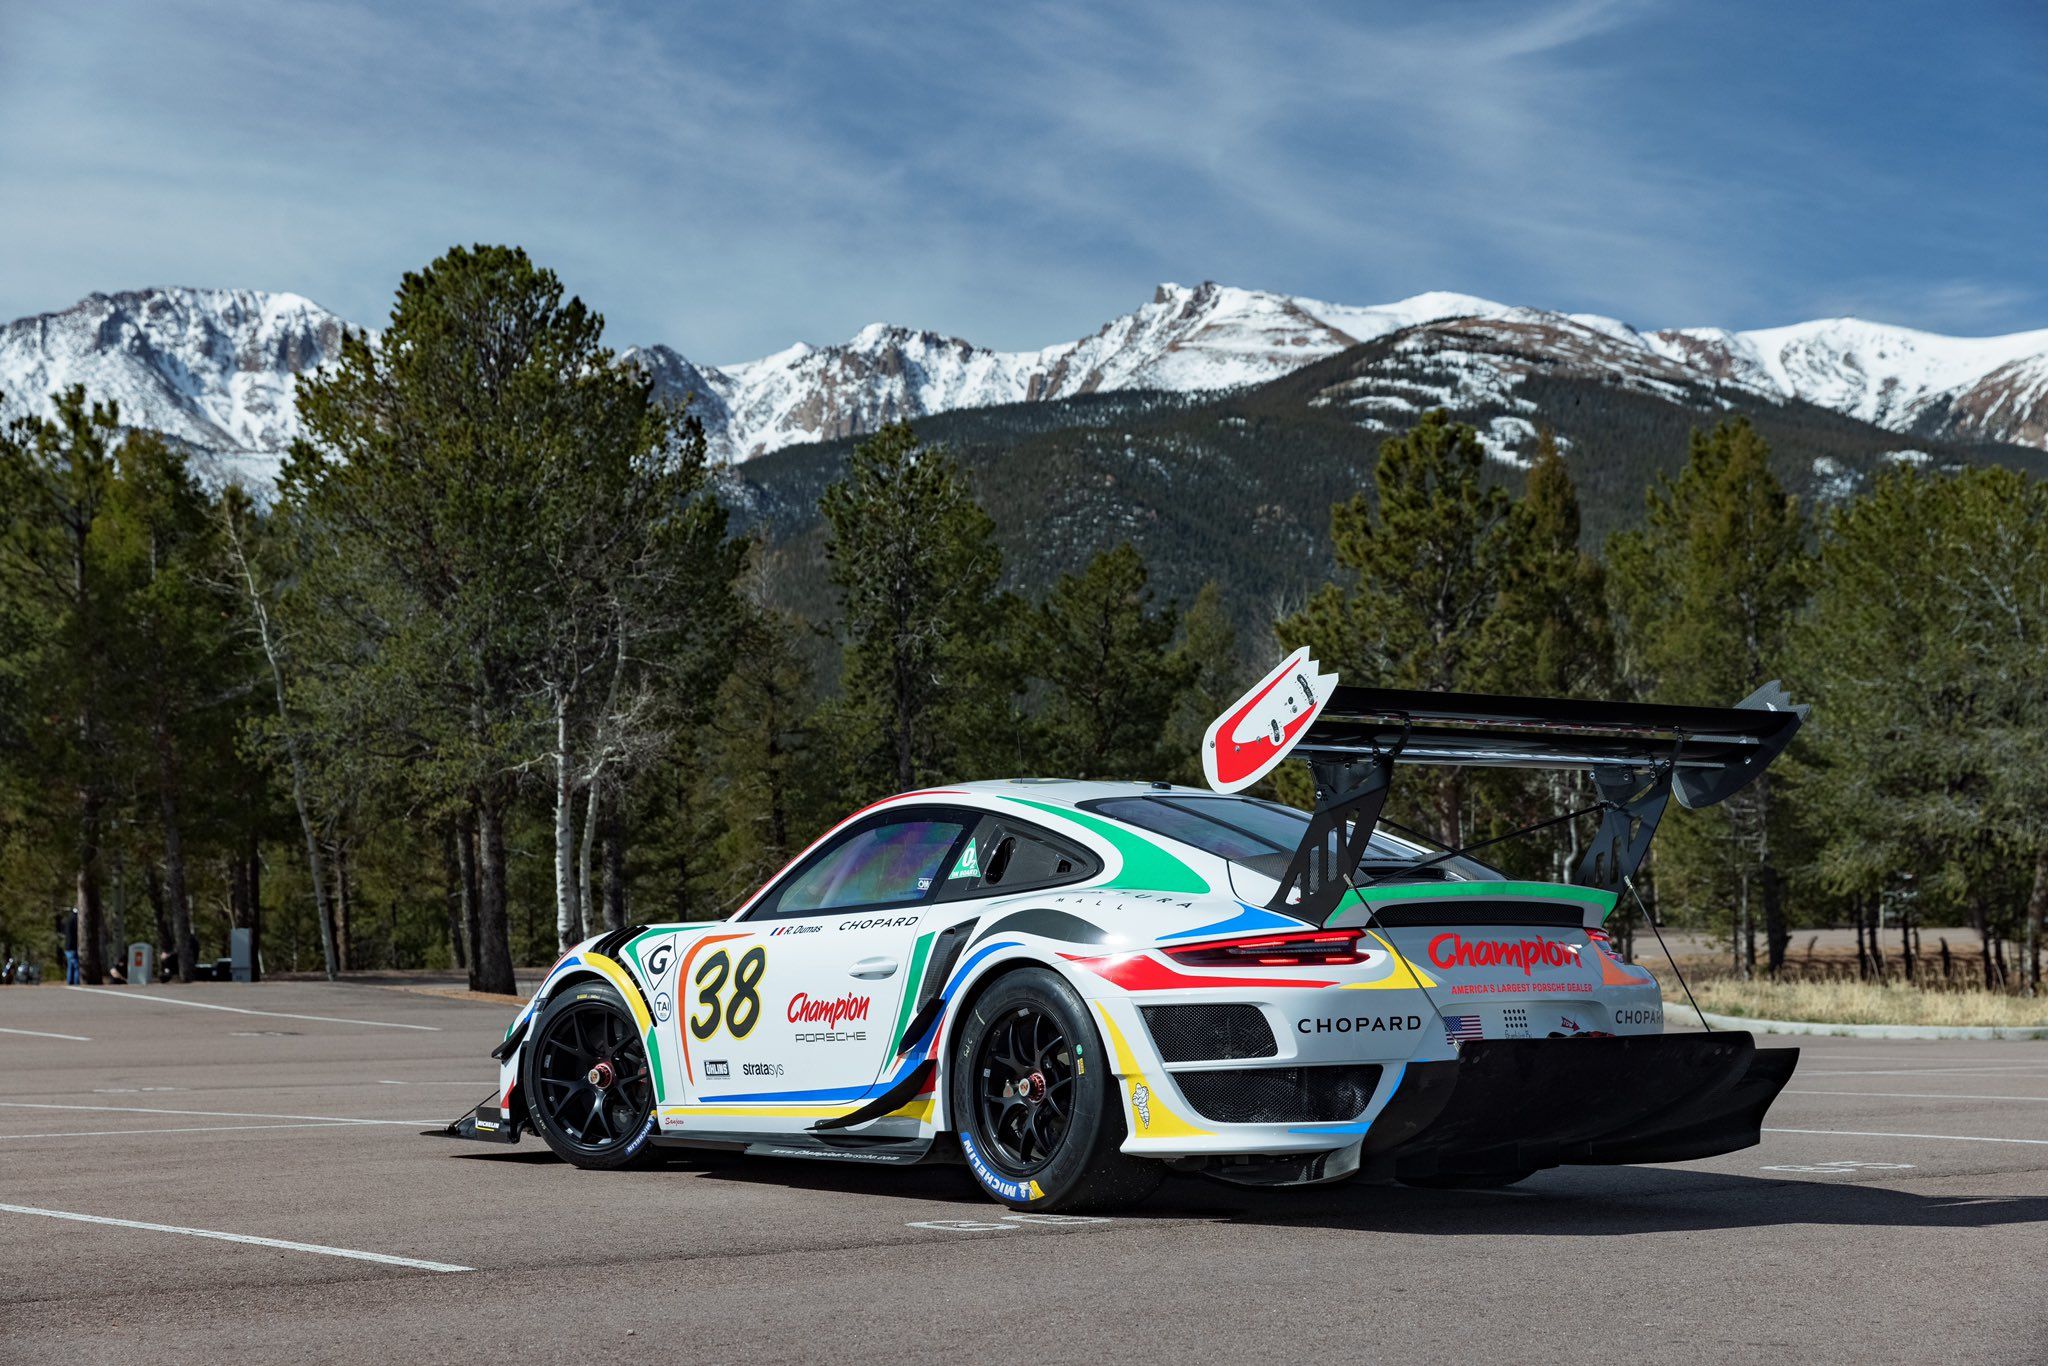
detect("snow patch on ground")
(1479, 416), (1539, 467)
(1811, 455), (1861, 503)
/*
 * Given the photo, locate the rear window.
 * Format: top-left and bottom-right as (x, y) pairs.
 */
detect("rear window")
(1082, 794), (1497, 882)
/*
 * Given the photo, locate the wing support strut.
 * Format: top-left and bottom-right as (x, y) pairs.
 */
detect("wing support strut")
(1573, 765), (1674, 895)
(1265, 750), (1397, 921)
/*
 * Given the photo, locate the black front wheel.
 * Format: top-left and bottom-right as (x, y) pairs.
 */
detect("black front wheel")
(523, 980), (659, 1169)
(949, 967), (1161, 1212)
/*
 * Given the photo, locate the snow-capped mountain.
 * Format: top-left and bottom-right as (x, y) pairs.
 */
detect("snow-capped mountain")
(3, 281), (2045, 478)
(0, 288), (350, 484)
(624, 285), (1523, 460)
(1645, 318), (2048, 449)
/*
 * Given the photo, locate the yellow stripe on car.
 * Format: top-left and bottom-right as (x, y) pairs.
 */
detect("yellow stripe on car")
(1092, 1003), (1211, 1139)
(1338, 933), (1438, 990)
(578, 951), (656, 1033)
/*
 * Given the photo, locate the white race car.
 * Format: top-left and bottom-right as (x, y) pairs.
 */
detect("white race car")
(437, 654), (1805, 1209)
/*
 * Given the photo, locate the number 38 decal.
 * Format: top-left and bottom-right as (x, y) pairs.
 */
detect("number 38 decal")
(690, 946), (766, 1041)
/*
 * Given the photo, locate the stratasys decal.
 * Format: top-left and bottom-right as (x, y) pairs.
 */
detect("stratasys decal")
(960, 1130), (1044, 1203)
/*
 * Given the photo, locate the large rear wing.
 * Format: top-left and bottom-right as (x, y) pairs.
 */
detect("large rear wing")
(1204, 658), (1806, 918)
(1295, 683), (1804, 810)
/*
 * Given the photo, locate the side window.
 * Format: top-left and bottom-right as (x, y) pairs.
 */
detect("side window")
(763, 816), (968, 917)
(940, 818), (1100, 900)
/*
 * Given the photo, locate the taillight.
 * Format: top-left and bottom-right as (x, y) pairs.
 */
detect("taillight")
(1162, 929), (1369, 967)
(1587, 928), (1610, 944)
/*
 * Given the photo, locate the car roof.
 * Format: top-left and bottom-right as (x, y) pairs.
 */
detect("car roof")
(940, 778), (1225, 808)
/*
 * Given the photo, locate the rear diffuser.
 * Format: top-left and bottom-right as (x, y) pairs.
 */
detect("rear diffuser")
(1361, 1033), (1796, 1180)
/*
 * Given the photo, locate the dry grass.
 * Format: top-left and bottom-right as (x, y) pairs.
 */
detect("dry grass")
(1664, 975), (2048, 1028)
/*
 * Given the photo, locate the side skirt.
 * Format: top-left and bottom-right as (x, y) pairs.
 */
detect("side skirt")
(651, 1130), (938, 1167)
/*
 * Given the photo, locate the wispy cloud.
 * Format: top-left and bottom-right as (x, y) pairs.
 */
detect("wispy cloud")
(1800, 280), (2045, 337)
(0, 0), (2041, 357)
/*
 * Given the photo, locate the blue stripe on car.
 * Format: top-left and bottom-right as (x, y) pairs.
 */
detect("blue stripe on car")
(1156, 904), (1307, 941)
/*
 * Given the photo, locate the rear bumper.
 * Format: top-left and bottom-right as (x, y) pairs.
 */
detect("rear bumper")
(1361, 1032), (1797, 1179)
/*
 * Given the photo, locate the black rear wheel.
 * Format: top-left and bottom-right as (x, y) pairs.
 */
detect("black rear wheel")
(949, 967), (1161, 1212)
(524, 980), (659, 1169)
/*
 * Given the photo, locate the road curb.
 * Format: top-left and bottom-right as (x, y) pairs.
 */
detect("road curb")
(1663, 1001), (2048, 1040)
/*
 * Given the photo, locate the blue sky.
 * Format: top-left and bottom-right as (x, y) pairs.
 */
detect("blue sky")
(1, 0), (2042, 359)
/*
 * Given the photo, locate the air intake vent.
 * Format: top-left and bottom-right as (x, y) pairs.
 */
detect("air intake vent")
(1141, 1005), (1277, 1062)
(1172, 1065), (1382, 1124)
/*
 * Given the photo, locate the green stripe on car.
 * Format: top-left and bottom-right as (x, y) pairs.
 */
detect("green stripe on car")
(888, 930), (937, 1048)
(1005, 798), (1211, 894)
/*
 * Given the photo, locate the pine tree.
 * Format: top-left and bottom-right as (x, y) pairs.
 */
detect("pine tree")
(282, 244), (744, 975)
(700, 602), (827, 909)
(1481, 430), (1613, 698)
(1607, 417), (1809, 975)
(820, 423), (1010, 797)
(1279, 410), (1522, 840)
(1794, 466), (2048, 992)
(1473, 431), (1617, 886)
(0, 388), (124, 982)
(1034, 543), (1191, 779)
(1163, 580), (1243, 786)
(100, 432), (242, 982)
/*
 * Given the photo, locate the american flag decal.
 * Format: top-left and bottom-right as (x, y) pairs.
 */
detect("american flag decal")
(1443, 1014), (1484, 1044)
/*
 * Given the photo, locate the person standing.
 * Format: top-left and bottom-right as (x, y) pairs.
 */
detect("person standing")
(60, 909), (80, 985)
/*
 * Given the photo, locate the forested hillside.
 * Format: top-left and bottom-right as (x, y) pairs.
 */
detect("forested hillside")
(3, 246), (2043, 999)
(730, 327), (2045, 636)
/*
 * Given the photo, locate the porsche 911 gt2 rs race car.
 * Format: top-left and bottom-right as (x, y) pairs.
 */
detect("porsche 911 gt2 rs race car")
(436, 651), (1807, 1209)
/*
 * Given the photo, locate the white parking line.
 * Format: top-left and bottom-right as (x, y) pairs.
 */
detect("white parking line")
(0, 1203), (472, 1272)
(65, 986), (439, 1031)
(1785, 1089), (2048, 1104)
(0, 1102), (435, 1126)
(0, 1122), (358, 1140)
(1765, 1126), (2048, 1147)
(0, 1026), (92, 1041)
(1802, 1066), (2048, 1077)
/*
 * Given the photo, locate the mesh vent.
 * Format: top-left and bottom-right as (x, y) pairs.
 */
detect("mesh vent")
(1172, 1065), (1382, 1124)
(1141, 1005), (1277, 1062)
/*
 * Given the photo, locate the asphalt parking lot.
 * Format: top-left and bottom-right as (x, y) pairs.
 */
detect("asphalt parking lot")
(2, 981), (2043, 1364)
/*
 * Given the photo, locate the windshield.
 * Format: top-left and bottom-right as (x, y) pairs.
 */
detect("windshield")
(1081, 794), (1502, 883)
